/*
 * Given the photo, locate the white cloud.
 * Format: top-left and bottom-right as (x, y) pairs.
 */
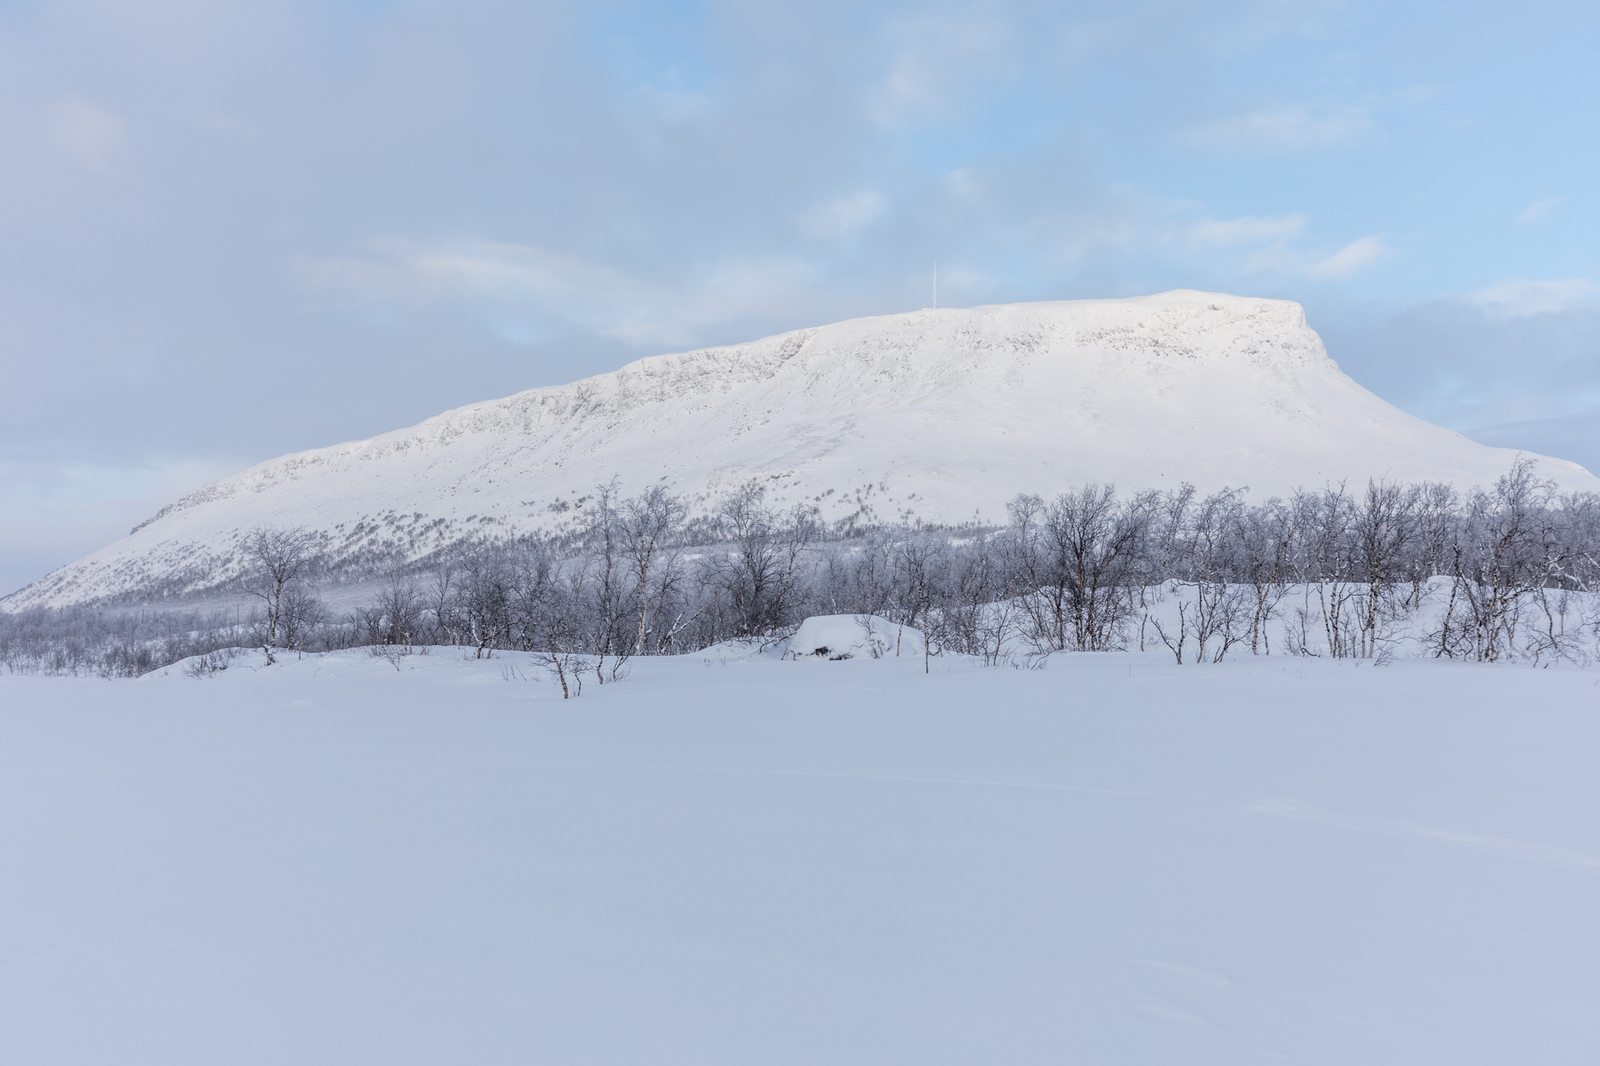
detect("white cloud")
(1306, 235), (1388, 279)
(941, 168), (984, 207)
(868, 15), (1011, 125)
(1174, 212), (1385, 282)
(1183, 84), (1450, 157)
(1389, 83), (1445, 108)
(628, 70), (715, 127)
(1182, 103), (1375, 154)
(1469, 278), (1600, 320)
(299, 241), (825, 349)
(1188, 213), (1307, 247)
(804, 190), (885, 239)
(1517, 196), (1563, 225)
(47, 97), (128, 173)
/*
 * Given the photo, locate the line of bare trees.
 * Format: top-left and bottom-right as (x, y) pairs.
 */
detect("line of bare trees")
(8, 459), (1600, 678)
(324, 458), (1600, 669)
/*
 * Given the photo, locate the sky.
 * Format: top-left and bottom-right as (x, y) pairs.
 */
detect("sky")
(1, 0), (1597, 595)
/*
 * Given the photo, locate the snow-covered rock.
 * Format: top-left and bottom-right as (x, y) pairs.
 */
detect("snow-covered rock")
(8, 290), (1597, 607)
(783, 615), (927, 661)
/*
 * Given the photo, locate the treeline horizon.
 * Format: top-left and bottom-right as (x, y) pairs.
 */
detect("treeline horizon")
(5, 459), (1600, 680)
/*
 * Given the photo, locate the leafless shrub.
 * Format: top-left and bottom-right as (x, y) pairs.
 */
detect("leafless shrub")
(181, 648), (238, 678)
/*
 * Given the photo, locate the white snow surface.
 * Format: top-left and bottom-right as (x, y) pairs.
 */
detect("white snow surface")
(10, 290), (1597, 607)
(3, 649), (1598, 1064)
(784, 613), (927, 660)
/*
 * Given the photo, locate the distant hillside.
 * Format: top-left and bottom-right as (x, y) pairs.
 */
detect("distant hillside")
(7, 290), (1594, 609)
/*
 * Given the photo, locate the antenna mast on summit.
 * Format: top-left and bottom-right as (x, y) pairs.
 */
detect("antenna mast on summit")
(933, 261), (938, 310)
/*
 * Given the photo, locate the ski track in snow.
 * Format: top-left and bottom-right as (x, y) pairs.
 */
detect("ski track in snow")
(1248, 796), (1600, 874)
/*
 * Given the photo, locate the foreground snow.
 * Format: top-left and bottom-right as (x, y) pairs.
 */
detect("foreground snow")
(2, 649), (1598, 1064)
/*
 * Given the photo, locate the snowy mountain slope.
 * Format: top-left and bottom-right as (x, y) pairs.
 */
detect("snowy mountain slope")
(8, 290), (1596, 608)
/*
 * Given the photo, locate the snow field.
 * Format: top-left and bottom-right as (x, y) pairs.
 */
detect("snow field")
(2, 649), (1598, 1064)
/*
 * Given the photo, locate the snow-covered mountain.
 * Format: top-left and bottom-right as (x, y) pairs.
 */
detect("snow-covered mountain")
(9, 290), (1596, 608)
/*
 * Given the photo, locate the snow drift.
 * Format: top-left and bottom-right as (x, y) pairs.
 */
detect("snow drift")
(8, 290), (1597, 608)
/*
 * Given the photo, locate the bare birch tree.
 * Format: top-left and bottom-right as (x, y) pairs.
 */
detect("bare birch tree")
(241, 526), (317, 665)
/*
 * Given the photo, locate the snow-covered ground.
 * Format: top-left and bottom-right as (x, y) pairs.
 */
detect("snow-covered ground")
(3, 649), (1598, 1064)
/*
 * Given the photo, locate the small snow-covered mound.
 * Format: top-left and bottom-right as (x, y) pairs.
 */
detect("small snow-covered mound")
(783, 614), (926, 660)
